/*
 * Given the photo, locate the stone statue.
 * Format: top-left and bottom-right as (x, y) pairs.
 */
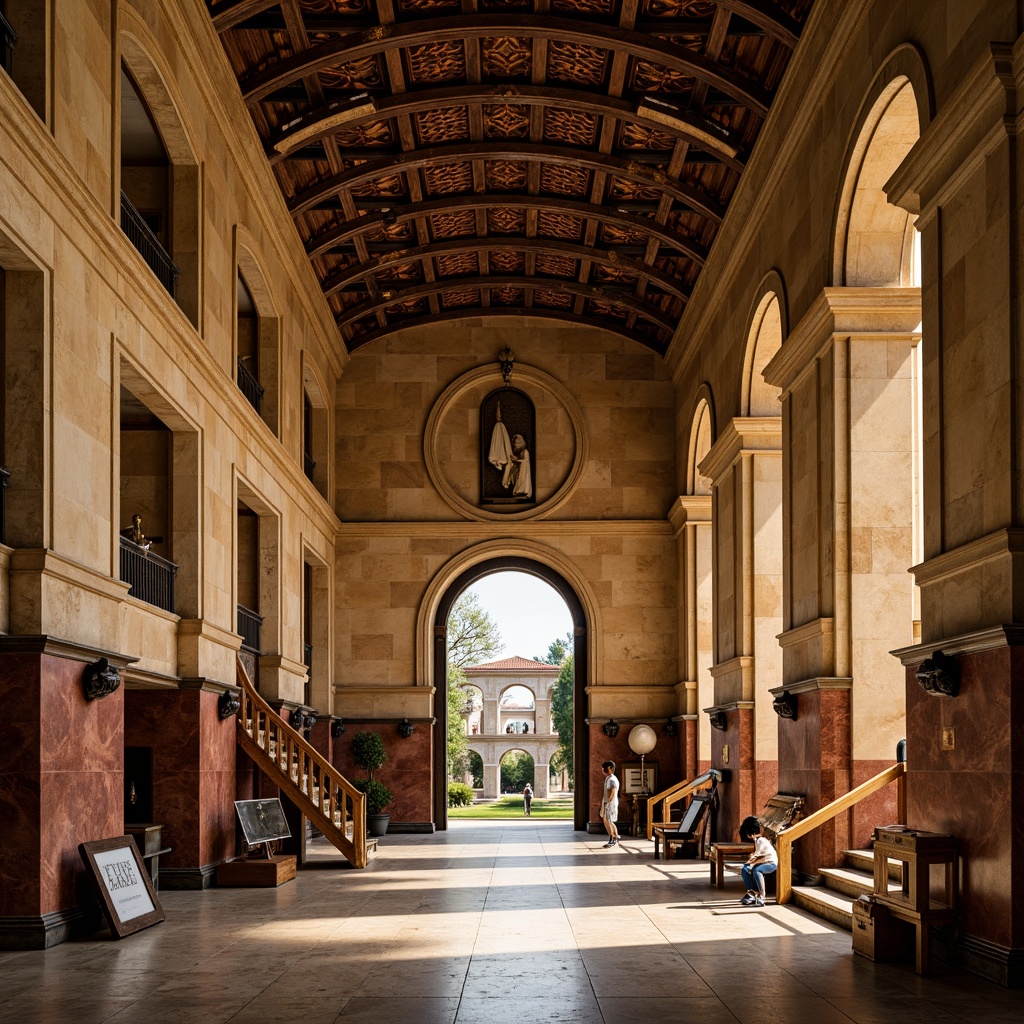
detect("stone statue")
(502, 433), (532, 497)
(122, 513), (151, 550)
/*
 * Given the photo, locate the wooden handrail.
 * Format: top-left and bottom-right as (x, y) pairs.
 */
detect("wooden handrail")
(645, 769), (718, 839)
(234, 658), (368, 868)
(775, 761), (906, 904)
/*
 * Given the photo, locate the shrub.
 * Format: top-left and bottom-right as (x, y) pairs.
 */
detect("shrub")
(351, 730), (387, 776)
(355, 778), (393, 815)
(447, 781), (475, 808)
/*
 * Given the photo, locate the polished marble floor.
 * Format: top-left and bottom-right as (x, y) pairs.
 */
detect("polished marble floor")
(1, 821), (1019, 1024)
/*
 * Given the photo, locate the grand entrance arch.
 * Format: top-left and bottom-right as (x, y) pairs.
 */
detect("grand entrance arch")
(432, 555), (590, 830)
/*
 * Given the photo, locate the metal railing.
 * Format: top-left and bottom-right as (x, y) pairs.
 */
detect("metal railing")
(303, 451), (316, 481)
(237, 357), (264, 414)
(120, 536), (177, 613)
(237, 603), (263, 654)
(0, 9), (17, 76)
(119, 191), (179, 296)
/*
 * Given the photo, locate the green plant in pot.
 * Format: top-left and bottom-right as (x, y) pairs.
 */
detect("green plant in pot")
(351, 730), (393, 837)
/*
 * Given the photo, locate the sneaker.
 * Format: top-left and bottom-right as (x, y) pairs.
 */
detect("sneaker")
(602, 840), (615, 847)
(609, 839), (618, 846)
(740, 894), (756, 906)
(754, 896), (765, 907)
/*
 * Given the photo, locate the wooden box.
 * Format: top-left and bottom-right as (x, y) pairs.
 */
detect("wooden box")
(852, 898), (914, 962)
(216, 854), (297, 888)
(125, 824), (163, 857)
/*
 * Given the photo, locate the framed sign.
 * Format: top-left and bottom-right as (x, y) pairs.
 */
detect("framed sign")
(234, 798), (291, 848)
(78, 836), (164, 939)
(622, 762), (658, 795)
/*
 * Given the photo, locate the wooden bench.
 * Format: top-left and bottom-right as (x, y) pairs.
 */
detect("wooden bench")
(709, 794), (804, 888)
(652, 785), (718, 860)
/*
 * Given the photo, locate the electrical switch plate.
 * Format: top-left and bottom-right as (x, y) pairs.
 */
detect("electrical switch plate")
(941, 727), (955, 750)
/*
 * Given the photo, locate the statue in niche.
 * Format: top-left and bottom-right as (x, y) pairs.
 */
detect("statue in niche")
(480, 388), (535, 505)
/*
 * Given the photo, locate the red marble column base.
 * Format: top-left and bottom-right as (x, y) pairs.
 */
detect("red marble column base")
(904, 645), (1024, 986)
(777, 686), (851, 875)
(711, 705), (755, 844)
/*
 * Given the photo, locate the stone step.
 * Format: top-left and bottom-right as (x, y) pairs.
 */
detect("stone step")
(844, 848), (904, 881)
(818, 865), (899, 899)
(791, 885), (855, 930)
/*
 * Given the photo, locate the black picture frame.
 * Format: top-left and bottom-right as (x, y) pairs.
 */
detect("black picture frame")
(78, 835), (165, 939)
(233, 798), (292, 847)
(622, 762), (658, 795)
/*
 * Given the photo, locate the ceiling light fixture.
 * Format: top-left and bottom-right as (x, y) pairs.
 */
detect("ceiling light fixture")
(273, 93), (378, 153)
(635, 97), (738, 160)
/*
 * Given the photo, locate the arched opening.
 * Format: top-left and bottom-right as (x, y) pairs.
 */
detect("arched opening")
(235, 240), (281, 438)
(499, 748), (535, 796)
(836, 75), (923, 839)
(302, 354), (330, 499)
(433, 557), (588, 830)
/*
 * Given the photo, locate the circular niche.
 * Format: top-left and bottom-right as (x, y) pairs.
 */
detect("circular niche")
(424, 363), (588, 522)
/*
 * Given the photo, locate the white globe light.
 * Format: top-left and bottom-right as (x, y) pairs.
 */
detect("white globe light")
(628, 724), (657, 755)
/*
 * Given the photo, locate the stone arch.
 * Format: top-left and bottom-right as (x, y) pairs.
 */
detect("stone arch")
(686, 385), (715, 496)
(833, 45), (932, 287)
(741, 272), (787, 417)
(424, 542), (595, 830)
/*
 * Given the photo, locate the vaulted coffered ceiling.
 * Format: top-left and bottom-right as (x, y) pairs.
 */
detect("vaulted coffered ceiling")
(208, 0), (813, 355)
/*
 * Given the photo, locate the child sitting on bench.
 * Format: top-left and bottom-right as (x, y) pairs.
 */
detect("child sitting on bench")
(740, 815), (777, 907)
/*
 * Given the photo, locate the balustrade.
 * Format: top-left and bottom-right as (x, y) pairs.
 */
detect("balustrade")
(119, 191), (179, 296)
(120, 536), (177, 613)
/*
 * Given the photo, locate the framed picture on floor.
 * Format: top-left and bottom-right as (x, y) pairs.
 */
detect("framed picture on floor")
(79, 835), (165, 939)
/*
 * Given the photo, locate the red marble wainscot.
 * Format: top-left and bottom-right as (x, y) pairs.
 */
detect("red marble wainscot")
(904, 646), (1020, 955)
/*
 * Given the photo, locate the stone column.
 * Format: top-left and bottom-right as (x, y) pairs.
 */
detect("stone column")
(883, 42), (1024, 985)
(482, 696), (498, 736)
(482, 760), (499, 800)
(533, 762), (549, 798)
(764, 288), (923, 871)
(534, 695), (551, 735)
(670, 497), (712, 782)
(699, 419), (782, 841)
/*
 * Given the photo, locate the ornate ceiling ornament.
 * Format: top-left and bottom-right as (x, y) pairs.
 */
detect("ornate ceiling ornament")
(486, 161), (529, 191)
(492, 286), (524, 305)
(430, 211), (477, 238)
(537, 212), (583, 241)
(489, 250), (526, 274)
(484, 103), (530, 138)
(385, 297), (430, 316)
(619, 122), (676, 151)
(300, 0), (369, 13)
(533, 290), (573, 309)
(630, 59), (693, 93)
(544, 108), (598, 147)
(350, 175), (405, 197)
(546, 42), (607, 85)
(540, 164), (589, 197)
(535, 254), (576, 277)
(645, 0), (717, 16)
(482, 37), (532, 78)
(424, 163), (474, 194)
(436, 252), (480, 276)
(608, 176), (661, 201)
(397, 0), (459, 10)
(317, 56), (383, 90)
(332, 121), (394, 147)
(407, 41), (466, 83)
(552, 0), (614, 13)
(487, 208), (526, 234)
(416, 106), (470, 144)
(441, 289), (481, 308)
(586, 299), (628, 320)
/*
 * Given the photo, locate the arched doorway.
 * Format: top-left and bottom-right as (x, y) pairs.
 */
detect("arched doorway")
(433, 556), (589, 830)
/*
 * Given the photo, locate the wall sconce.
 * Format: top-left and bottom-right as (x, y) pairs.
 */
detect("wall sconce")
(218, 689), (240, 720)
(662, 719), (677, 737)
(772, 691), (797, 720)
(291, 709), (307, 731)
(398, 718), (415, 738)
(915, 650), (960, 697)
(303, 711), (318, 731)
(709, 711), (727, 732)
(331, 718), (346, 738)
(497, 346), (514, 386)
(83, 658), (121, 702)
(602, 719), (620, 737)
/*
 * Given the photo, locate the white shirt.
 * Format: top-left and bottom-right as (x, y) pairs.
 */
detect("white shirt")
(603, 773), (619, 805)
(754, 835), (777, 865)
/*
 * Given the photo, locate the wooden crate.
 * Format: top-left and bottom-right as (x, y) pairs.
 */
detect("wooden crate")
(852, 898), (914, 962)
(216, 855), (297, 888)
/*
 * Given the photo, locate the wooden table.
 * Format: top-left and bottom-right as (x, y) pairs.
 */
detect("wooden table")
(709, 842), (755, 887)
(870, 827), (957, 975)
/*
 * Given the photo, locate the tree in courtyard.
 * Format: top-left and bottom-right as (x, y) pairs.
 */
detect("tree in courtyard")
(537, 631), (573, 666)
(447, 665), (474, 781)
(549, 654), (574, 787)
(500, 751), (535, 793)
(467, 750), (484, 789)
(446, 592), (502, 780)
(447, 591), (503, 668)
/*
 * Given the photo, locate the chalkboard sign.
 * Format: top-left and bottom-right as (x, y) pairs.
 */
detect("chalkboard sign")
(79, 835), (165, 939)
(234, 798), (291, 847)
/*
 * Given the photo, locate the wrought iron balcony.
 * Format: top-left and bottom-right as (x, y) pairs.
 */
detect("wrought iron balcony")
(120, 536), (177, 614)
(237, 357), (264, 414)
(303, 451), (316, 481)
(237, 603), (263, 654)
(119, 191), (179, 296)
(0, 10), (16, 76)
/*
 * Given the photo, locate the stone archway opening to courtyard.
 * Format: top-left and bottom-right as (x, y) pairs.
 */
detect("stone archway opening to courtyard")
(433, 559), (586, 830)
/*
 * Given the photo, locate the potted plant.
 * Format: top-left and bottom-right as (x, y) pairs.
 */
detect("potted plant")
(351, 730), (393, 837)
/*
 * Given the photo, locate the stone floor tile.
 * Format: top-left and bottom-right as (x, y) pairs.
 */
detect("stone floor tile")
(598, 996), (742, 1024)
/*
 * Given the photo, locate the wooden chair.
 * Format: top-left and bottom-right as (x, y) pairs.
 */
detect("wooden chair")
(652, 784), (718, 860)
(709, 793), (804, 887)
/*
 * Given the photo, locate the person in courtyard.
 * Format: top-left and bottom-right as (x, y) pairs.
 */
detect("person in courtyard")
(523, 783), (533, 815)
(739, 815), (777, 906)
(600, 760), (620, 847)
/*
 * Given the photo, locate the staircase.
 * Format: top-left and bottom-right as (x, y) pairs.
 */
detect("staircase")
(234, 658), (373, 868)
(791, 848), (903, 929)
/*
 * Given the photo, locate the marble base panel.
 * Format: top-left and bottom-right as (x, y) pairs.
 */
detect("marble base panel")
(124, 688), (237, 875)
(709, 706), (755, 844)
(905, 644), (1024, 952)
(0, 904), (106, 950)
(332, 722), (433, 824)
(932, 927), (1024, 988)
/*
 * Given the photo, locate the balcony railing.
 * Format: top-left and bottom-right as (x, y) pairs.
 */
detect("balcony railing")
(0, 10), (16, 75)
(120, 191), (179, 296)
(237, 357), (264, 414)
(303, 451), (316, 481)
(237, 603), (263, 654)
(120, 536), (177, 613)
